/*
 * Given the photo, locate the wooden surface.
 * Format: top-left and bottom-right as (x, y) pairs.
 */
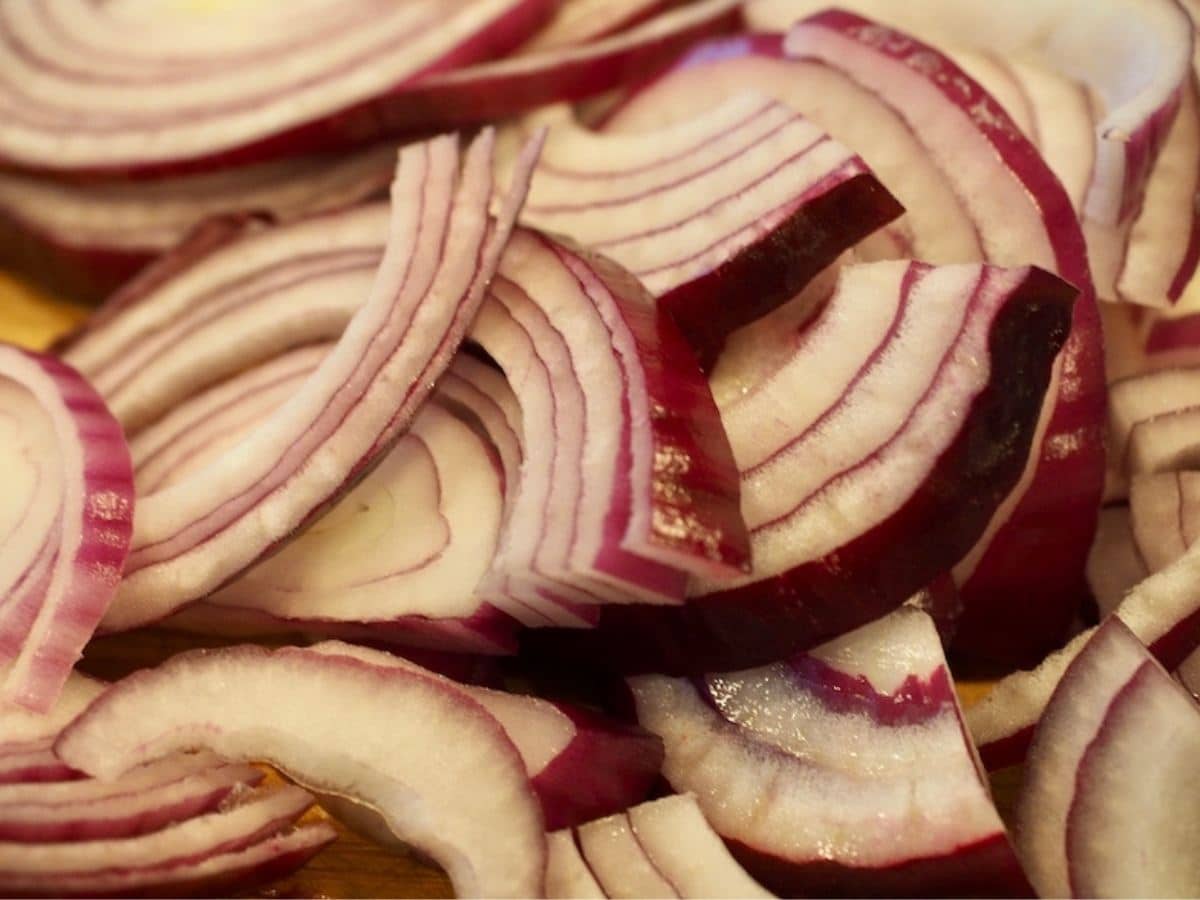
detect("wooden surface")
(0, 270), (1015, 899)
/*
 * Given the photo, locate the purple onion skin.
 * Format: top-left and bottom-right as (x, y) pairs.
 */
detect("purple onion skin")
(727, 833), (1032, 899)
(533, 704), (664, 831)
(663, 172), (904, 371)
(526, 270), (1074, 674)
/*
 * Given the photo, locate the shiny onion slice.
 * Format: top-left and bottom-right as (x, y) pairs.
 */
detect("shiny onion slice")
(747, 0), (1197, 308)
(471, 229), (748, 626)
(499, 92), (902, 363)
(0, 144), (395, 303)
(0, 785), (318, 896)
(89, 130), (540, 633)
(0, 346), (132, 711)
(0, 0), (553, 176)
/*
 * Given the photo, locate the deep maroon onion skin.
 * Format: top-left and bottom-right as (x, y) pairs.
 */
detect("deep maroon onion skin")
(524, 269), (1074, 674)
(533, 704), (664, 831)
(661, 171), (904, 370)
(727, 833), (1033, 899)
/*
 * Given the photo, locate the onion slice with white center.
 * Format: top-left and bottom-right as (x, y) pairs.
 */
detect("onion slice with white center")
(0, 144), (396, 303)
(95, 128), (541, 632)
(55, 644), (548, 898)
(0, 346), (132, 711)
(746, 0), (1196, 307)
(499, 92), (902, 363)
(0, 0), (553, 176)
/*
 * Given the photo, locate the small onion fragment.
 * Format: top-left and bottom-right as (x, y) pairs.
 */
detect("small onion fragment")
(0, 345), (132, 711)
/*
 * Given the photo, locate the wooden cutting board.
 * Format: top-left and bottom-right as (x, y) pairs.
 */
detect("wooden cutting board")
(0, 269), (1014, 899)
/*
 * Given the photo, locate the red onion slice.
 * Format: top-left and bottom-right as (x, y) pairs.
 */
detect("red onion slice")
(0, 785), (315, 892)
(0, 756), (262, 842)
(604, 18), (1104, 668)
(95, 129), (541, 632)
(1086, 507), (1149, 619)
(747, 0), (1196, 306)
(0, 0), (553, 176)
(0, 144), (395, 302)
(1130, 472), (1200, 572)
(56, 645), (548, 898)
(500, 92), (901, 363)
(0, 741), (77, 785)
(1107, 366), (1200, 500)
(0, 346), (132, 711)
(0, 822), (336, 899)
(304, 641), (662, 830)
(0, 671), (103, 749)
(629, 608), (1026, 897)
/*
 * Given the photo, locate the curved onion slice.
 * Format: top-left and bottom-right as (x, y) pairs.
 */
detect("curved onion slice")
(472, 229), (747, 625)
(629, 608), (1026, 897)
(1107, 366), (1200, 498)
(0, 346), (132, 711)
(91, 130), (540, 632)
(0, 785), (315, 894)
(0, 144), (395, 302)
(499, 92), (902, 362)
(967, 539), (1200, 768)
(55, 645), (547, 898)
(0, 0), (552, 176)
(1129, 472), (1200, 572)
(604, 16), (1104, 669)
(550, 794), (773, 899)
(0, 741), (77, 785)
(747, 0), (1196, 306)
(1016, 618), (1200, 898)
(0, 823), (336, 899)
(0, 671), (103, 749)
(304, 641), (662, 830)
(0, 756), (262, 842)
(517, 0), (684, 54)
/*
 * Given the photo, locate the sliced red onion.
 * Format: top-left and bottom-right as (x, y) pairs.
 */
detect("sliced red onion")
(1015, 619), (1200, 898)
(473, 229), (747, 624)
(1130, 472), (1200, 572)
(0, 346), (133, 711)
(967, 540), (1200, 768)
(55, 645), (548, 897)
(0, 672), (104, 749)
(0, 822), (336, 899)
(0, 0), (553, 176)
(517, 0), (685, 54)
(747, 0), (1196, 308)
(604, 17), (1104, 669)
(1086, 507), (1148, 619)
(0, 740), (78, 785)
(304, 641), (662, 830)
(91, 130), (540, 632)
(0, 755), (262, 842)
(1129, 406), (1200, 477)
(629, 608), (1027, 896)
(0, 144), (395, 302)
(0, 785), (314, 892)
(500, 91), (902, 363)
(1107, 366), (1200, 500)
(551, 794), (773, 899)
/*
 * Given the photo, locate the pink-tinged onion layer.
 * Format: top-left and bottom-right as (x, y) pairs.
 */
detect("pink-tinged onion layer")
(0, 144), (396, 303)
(603, 19), (1104, 669)
(0, 0), (554, 177)
(630, 608), (1027, 897)
(55, 645), (547, 898)
(501, 92), (902, 365)
(0, 346), (132, 711)
(747, 0), (1197, 309)
(90, 129), (540, 632)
